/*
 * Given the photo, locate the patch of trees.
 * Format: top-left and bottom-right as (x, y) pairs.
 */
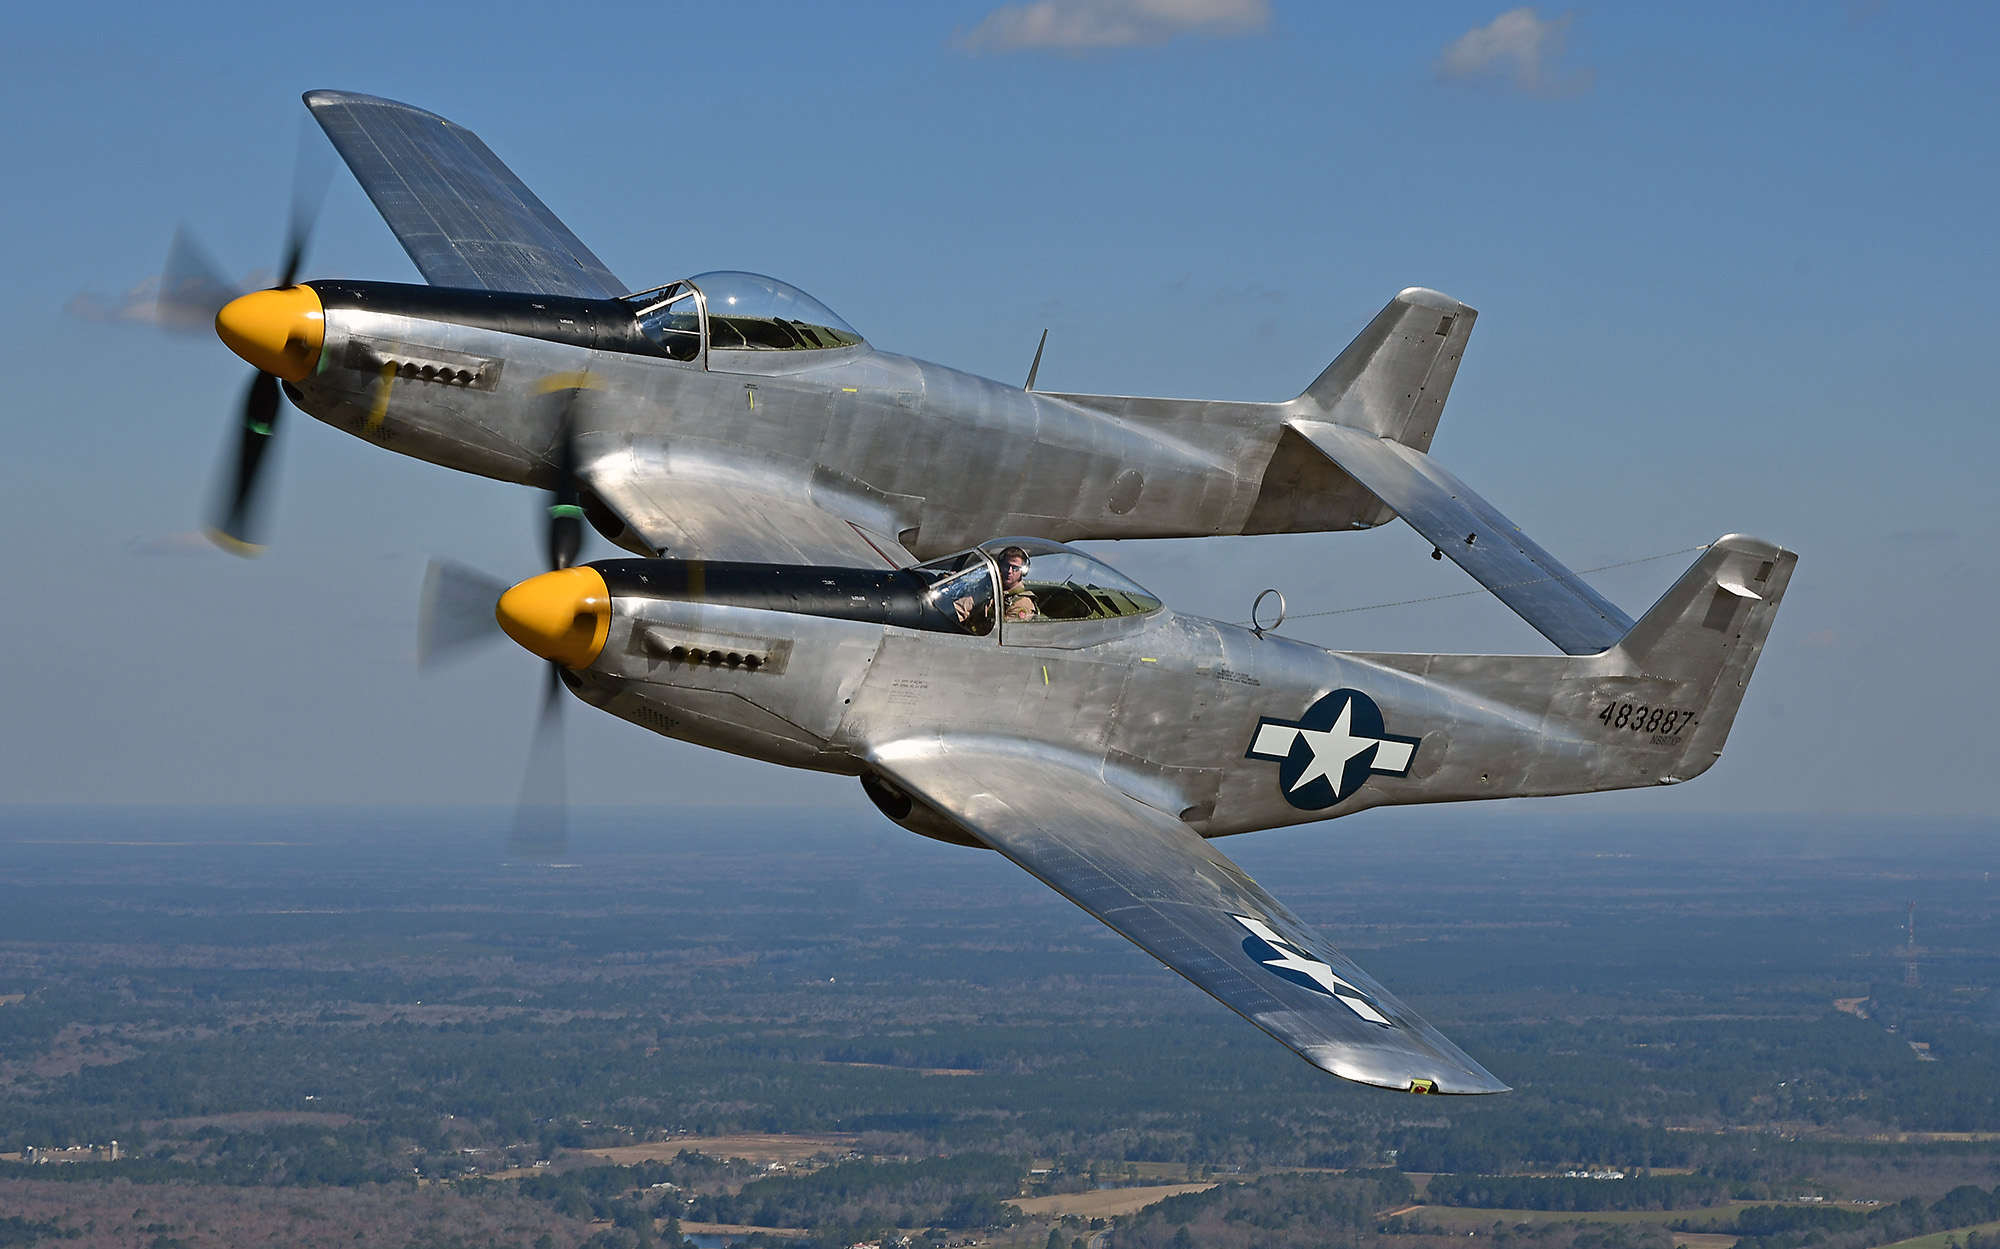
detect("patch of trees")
(1120, 1168), (1416, 1249)
(1425, 1173), (1731, 1211)
(517, 1158), (683, 1231)
(1676, 1183), (2000, 1249)
(0, 1215), (81, 1246)
(684, 1152), (1027, 1236)
(1389, 1106), (1703, 1177)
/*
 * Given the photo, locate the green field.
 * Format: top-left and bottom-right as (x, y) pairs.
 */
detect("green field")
(1876, 1219), (2000, 1249)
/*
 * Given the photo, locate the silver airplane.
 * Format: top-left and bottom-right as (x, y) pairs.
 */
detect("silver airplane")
(479, 531), (1790, 1097)
(198, 91), (1476, 571)
(193, 92), (1795, 1095)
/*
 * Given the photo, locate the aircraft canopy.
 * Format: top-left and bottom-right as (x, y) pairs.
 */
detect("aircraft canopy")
(980, 538), (1163, 624)
(626, 272), (864, 360)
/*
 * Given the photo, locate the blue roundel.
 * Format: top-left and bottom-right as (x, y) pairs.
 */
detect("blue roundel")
(1239, 930), (1335, 996)
(1244, 688), (1421, 811)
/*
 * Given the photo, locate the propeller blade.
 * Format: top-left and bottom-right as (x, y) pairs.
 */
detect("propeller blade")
(157, 226), (243, 332)
(506, 666), (569, 863)
(545, 395), (584, 571)
(196, 129), (331, 555)
(417, 561), (509, 671)
(512, 389), (588, 861)
(276, 201), (314, 290)
(206, 370), (283, 555)
(279, 124), (331, 289)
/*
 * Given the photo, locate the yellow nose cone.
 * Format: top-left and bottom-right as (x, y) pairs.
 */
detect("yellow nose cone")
(496, 566), (611, 669)
(215, 286), (325, 381)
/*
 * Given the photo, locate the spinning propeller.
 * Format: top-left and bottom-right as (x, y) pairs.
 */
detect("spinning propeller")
(418, 385), (609, 863)
(161, 148), (330, 556)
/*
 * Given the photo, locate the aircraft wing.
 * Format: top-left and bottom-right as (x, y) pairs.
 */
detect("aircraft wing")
(578, 452), (914, 569)
(867, 740), (1507, 1095)
(304, 90), (627, 299)
(1288, 418), (1634, 655)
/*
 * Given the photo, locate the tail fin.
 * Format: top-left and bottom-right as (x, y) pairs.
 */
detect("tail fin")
(1298, 287), (1476, 453)
(1608, 535), (1797, 781)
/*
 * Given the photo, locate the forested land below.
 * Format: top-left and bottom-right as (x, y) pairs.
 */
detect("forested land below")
(0, 806), (1994, 1248)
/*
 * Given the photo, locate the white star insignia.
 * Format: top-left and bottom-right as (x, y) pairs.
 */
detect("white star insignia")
(1247, 692), (1417, 805)
(1284, 699), (1396, 794)
(1232, 915), (1392, 1025)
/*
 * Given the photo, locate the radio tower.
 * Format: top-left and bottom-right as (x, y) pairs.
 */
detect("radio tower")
(1903, 901), (1920, 987)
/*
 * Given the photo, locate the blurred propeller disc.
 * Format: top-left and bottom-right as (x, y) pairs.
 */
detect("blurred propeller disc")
(417, 561), (510, 670)
(156, 227), (243, 332)
(200, 128), (331, 557)
(206, 370), (284, 555)
(507, 667), (570, 864)
(508, 398), (592, 863)
(419, 383), (596, 864)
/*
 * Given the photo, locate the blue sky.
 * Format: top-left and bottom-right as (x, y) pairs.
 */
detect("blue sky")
(2, 2), (1995, 816)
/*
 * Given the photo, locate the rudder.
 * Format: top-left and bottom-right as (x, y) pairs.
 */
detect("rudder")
(1297, 287), (1476, 453)
(1609, 535), (1797, 781)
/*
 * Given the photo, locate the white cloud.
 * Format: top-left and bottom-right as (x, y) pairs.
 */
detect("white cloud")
(1436, 7), (1594, 96)
(961, 0), (1269, 54)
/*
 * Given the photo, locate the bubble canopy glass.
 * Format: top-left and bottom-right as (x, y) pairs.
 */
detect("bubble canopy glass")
(626, 272), (864, 356)
(978, 537), (1163, 624)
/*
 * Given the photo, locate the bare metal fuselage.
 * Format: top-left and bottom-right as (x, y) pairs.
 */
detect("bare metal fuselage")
(568, 531), (1790, 844)
(279, 289), (1790, 843)
(287, 292), (1387, 561)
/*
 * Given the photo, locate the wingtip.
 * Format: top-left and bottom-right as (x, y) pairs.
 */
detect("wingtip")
(1309, 1045), (1510, 1095)
(302, 89), (448, 123)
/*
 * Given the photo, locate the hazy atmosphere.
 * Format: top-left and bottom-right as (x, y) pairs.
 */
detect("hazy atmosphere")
(3, 1), (1996, 816)
(4, 8), (2000, 1249)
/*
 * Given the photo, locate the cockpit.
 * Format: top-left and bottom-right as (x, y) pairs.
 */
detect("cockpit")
(910, 538), (1164, 640)
(624, 272), (865, 363)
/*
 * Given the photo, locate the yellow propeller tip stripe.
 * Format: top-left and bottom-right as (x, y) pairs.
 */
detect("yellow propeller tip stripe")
(203, 528), (267, 559)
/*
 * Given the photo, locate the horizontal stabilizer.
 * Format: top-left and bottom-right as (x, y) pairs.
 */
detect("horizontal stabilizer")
(304, 90), (627, 299)
(1289, 419), (1633, 655)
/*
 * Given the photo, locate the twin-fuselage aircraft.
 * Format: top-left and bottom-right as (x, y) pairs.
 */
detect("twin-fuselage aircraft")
(196, 90), (1794, 1096)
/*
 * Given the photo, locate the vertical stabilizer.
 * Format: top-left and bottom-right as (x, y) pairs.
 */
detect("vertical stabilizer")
(1298, 288), (1476, 453)
(1606, 535), (1796, 781)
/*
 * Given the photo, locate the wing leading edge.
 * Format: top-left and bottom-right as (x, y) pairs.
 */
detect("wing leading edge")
(304, 90), (627, 299)
(868, 740), (1507, 1095)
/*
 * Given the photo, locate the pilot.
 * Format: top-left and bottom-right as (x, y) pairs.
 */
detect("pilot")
(998, 546), (1038, 621)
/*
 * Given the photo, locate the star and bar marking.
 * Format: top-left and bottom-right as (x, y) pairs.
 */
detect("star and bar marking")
(1245, 688), (1420, 810)
(1231, 914), (1392, 1026)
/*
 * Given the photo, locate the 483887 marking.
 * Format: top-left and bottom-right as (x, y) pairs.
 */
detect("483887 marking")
(1598, 702), (1696, 740)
